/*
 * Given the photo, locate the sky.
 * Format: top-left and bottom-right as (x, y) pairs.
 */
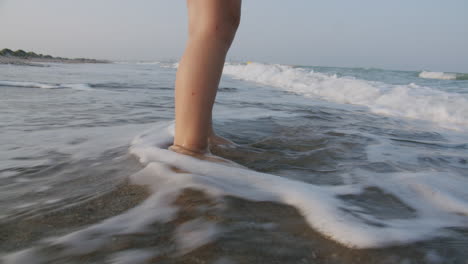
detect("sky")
(1, 0), (468, 72)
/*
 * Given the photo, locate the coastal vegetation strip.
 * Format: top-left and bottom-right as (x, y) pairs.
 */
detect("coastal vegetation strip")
(0, 48), (109, 66)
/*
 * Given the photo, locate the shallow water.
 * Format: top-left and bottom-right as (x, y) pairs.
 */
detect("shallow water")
(1, 62), (467, 263)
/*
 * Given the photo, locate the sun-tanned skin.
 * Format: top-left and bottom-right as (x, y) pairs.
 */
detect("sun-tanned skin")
(170, 0), (241, 157)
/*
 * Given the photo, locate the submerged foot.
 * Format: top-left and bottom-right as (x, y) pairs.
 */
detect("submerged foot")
(168, 144), (243, 168)
(169, 144), (231, 164)
(169, 144), (208, 157)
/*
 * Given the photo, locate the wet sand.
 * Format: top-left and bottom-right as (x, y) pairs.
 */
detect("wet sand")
(0, 182), (149, 253)
(3, 182), (467, 264)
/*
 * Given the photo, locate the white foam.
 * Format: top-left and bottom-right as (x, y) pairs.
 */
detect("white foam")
(0, 80), (94, 91)
(223, 63), (468, 130)
(127, 122), (468, 248)
(0, 80), (58, 89)
(419, 71), (457, 80)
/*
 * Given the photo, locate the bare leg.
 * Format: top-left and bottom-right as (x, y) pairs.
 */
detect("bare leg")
(172, 0), (241, 155)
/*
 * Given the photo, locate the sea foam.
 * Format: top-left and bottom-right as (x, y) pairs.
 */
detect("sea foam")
(223, 63), (468, 130)
(127, 122), (468, 248)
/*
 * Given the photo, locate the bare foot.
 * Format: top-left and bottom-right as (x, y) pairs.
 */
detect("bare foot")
(168, 144), (234, 164)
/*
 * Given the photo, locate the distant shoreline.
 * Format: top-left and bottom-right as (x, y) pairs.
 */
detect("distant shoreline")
(0, 48), (110, 67)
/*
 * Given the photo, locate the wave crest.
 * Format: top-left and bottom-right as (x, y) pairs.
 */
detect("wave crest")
(418, 71), (457, 80)
(223, 63), (468, 130)
(0, 80), (94, 91)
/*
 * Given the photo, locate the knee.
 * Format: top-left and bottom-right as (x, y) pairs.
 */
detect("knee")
(189, 12), (240, 47)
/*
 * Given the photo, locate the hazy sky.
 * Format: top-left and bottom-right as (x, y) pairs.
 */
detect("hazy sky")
(1, 0), (467, 72)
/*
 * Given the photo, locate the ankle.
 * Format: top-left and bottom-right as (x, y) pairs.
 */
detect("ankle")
(169, 144), (209, 156)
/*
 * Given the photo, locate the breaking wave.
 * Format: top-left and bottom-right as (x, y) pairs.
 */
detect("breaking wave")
(419, 71), (468, 80)
(223, 63), (468, 130)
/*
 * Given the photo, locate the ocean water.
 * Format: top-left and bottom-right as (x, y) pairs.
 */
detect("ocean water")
(1, 61), (467, 264)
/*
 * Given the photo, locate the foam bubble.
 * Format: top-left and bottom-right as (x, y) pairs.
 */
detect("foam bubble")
(223, 63), (468, 130)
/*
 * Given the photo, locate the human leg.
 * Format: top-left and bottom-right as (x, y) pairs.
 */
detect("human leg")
(172, 0), (241, 154)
